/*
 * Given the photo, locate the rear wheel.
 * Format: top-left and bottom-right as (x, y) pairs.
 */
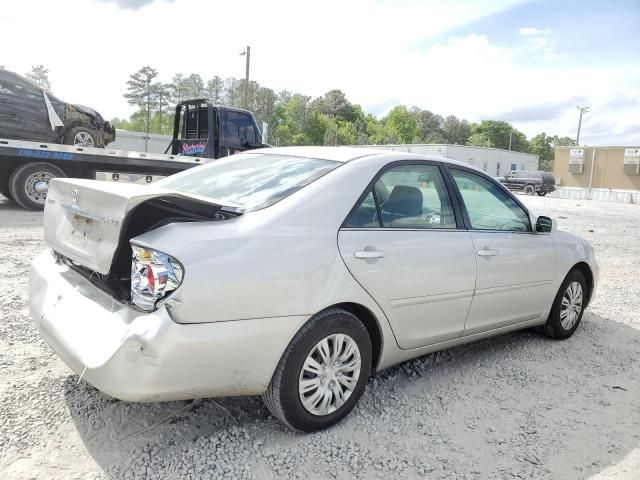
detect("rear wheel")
(537, 191), (547, 196)
(263, 308), (372, 432)
(8, 162), (66, 210)
(537, 269), (587, 339)
(523, 184), (535, 195)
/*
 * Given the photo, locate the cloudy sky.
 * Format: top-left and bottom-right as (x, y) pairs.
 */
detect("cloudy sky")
(2, 0), (638, 144)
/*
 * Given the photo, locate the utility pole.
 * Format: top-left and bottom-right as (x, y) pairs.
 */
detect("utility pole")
(145, 78), (151, 152)
(240, 46), (251, 109)
(576, 105), (589, 146)
(508, 127), (513, 151)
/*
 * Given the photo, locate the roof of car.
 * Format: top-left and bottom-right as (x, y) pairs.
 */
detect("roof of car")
(248, 146), (470, 168)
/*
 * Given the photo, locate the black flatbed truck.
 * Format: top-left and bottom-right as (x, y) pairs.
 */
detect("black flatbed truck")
(0, 100), (266, 210)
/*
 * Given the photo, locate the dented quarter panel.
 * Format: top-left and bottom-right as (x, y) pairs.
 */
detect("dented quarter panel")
(30, 250), (310, 400)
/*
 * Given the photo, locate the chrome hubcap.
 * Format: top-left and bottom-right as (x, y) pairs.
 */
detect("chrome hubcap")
(74, 131), (94, 147)
(24, 171), (55, 204)
(298, 333), (361, 416)
(560, 281), (583, 330)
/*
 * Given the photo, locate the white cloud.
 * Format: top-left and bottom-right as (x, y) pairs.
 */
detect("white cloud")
(94, 0), (173, 9)
(383, 33), (639, 145)
(517, 27), (567, 62)
(519, 27), (552, 36)
(1, 0), (637, 145)
(0, 0), (525, 117)
(542, 49), (568, 60)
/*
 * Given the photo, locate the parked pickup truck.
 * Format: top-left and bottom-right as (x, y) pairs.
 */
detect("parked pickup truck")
(498, 170), (556, 196)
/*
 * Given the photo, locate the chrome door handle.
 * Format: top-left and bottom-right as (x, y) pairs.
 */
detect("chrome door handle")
(477, 248), (499, 257)
(354, 250), (385, 259)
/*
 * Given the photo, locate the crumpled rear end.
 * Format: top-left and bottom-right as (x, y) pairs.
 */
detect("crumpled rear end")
(30, 249), (308, 401)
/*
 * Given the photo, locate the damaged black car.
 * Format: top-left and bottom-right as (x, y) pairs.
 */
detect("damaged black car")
(0, 68), (115, 148)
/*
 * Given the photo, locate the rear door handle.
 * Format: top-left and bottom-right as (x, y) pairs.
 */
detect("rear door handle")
(477, 248), (499, 257)
(354, 250), (385, 259)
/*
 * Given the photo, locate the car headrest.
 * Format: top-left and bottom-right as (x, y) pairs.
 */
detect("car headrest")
(383, 185), (423, 217)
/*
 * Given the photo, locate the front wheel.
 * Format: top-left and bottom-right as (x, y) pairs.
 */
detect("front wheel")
(263, 308), (372, 432)
(8, 162), (66, 210)
(523, 184), (536, 195)
(537, 269), (587, 339)
(537, 191), (547, 196)
(65, 127), (96, 148)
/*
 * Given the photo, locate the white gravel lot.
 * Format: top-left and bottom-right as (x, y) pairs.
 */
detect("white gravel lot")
(0, 193), (639, 480)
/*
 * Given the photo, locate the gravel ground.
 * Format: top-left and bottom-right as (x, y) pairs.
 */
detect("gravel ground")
(0, 193), (639, 480)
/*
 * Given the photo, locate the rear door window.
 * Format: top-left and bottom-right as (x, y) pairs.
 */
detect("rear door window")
(344, 191), (379, 228)
(345, 164), (456, 229)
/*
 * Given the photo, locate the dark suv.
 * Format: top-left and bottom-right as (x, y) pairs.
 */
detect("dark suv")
(0, 68), (115, 147)
(498, 170), (556, 196)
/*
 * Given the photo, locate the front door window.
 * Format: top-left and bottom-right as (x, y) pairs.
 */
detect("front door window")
(450, 169), (530, 232)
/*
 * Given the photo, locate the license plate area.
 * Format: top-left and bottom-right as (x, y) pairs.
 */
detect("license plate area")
(70, 214), (93, 247)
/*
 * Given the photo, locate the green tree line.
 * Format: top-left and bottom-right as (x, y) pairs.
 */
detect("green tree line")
(112, 66), (576, 171)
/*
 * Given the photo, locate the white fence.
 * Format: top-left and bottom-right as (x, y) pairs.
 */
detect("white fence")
(551, 187), (639, 204)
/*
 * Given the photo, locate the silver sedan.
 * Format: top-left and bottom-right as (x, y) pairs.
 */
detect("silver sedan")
(30, 146), (598, 431)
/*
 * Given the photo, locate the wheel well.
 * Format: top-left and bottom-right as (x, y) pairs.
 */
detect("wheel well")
(572, 262), (594, 306)
(0, 158), (20, 179)
(329, 302), (382, 370)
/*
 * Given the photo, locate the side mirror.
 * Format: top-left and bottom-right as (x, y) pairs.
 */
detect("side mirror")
(535, 215), (554, 233)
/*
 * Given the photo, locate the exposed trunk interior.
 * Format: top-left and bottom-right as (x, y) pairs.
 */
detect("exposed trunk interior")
(62, 195), (237, 303)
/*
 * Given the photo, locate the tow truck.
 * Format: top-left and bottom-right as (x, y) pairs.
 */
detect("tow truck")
(0, 100), (267, 210)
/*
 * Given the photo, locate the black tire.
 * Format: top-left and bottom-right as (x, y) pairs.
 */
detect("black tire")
(263, 308), (372, 432)
(8, 162), (66, 211)
(537, 269), (588, 340)
(523, 184), (536, 195)
(64, 127), (97, 148)
(537, 191), (547, 196)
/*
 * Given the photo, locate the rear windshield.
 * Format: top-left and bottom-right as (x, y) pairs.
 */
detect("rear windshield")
(156, 153), (340, 211)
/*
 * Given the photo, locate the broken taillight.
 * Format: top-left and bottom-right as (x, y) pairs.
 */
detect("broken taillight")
(130, 245), (184, 311)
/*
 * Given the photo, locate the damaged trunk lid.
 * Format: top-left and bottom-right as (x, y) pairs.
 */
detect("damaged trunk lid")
(44, 178), (236, 276)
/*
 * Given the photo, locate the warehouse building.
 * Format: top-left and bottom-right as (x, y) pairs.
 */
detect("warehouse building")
(364, 144), (539, 176)
(553, 146), (640, 203)
(109, 132), (541, 178)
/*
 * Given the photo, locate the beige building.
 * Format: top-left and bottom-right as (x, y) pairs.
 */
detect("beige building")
(554, 146), (640, 192)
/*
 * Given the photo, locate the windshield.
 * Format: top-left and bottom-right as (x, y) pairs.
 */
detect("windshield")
(156, 153), (340, 211)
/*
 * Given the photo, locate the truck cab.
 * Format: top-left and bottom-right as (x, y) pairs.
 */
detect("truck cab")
(169, 100), (266, 159)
